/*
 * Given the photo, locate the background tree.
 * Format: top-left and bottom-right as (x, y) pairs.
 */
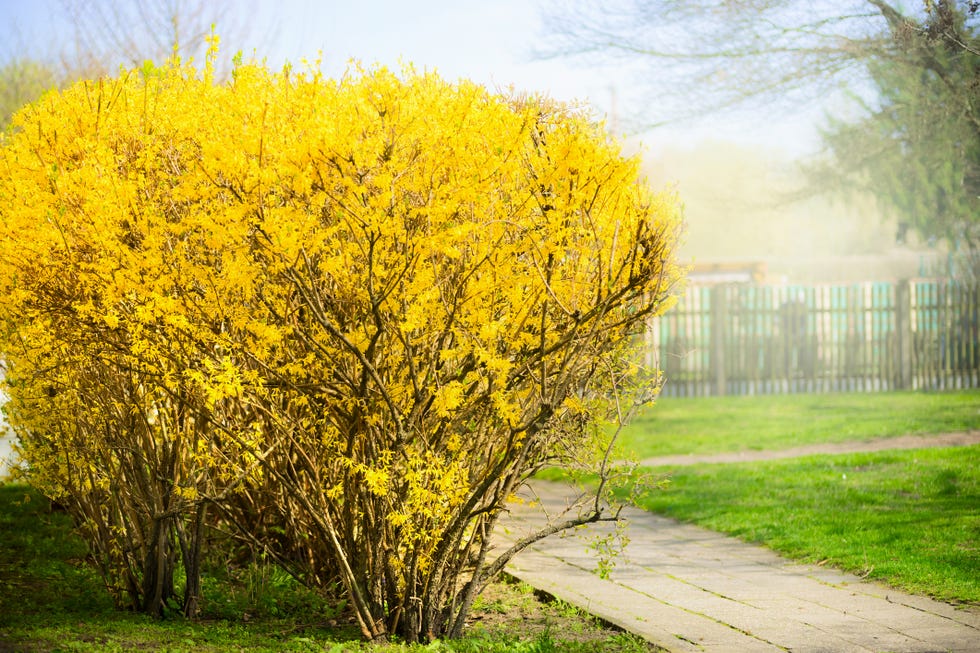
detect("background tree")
(540, 0), (980, 278)
(539, 0), (899, 124)
(814, 3), (980, 278)
(0, 0), (261, 127)
(0, 59), (58, 127)
(55, 0), (263, 77)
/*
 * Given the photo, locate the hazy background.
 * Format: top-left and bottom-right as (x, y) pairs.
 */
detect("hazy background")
(2, 0), (943, 287)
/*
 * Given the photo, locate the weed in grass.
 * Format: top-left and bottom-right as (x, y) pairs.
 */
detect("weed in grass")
(198, 558), (344, 623)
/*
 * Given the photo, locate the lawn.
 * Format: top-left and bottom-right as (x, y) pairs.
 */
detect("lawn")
(631, 446), (980, 604)
(0, 484), (656, 653)
(616, 389), (980, 459)
(618, 390), (980, 605)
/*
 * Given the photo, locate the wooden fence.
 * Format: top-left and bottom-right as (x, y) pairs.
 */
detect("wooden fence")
(643, 280), (980, 396)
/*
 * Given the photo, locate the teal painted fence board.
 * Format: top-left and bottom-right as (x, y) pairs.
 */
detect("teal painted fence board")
(645, 280), (980, 396)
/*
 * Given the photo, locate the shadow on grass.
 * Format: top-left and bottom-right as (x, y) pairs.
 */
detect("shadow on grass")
(0, 484), (114, 622)
(0, 483), (659, 652)
(0, 483), (360, 652)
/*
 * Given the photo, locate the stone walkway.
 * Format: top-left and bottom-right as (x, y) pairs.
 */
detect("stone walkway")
(498, 435), (980, 652)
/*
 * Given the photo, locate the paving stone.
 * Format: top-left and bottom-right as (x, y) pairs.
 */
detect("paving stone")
(507, 547), (785, 653)
(498, 480), (980, 653)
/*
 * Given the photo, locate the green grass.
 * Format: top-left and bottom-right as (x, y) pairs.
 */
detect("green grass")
(631, 445), (980, 604)
(617, 389), (980, 459)
(0, 483), (655, 652)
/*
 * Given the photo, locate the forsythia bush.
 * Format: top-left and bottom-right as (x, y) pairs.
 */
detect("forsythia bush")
(0, 45), (681, 641)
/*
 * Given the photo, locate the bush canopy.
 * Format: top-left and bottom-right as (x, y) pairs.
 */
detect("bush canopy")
(0, 47), (681, 642)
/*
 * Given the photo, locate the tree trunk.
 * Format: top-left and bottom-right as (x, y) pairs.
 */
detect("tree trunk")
(178, 503), (207, 618)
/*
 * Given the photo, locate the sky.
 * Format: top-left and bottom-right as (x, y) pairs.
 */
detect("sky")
(1, 0), (826, 156)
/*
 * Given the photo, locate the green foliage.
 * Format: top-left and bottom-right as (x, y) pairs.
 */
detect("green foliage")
(0, 58), (58, 128)
(632, 446), (980, 604)
(815, 2), (980, 278)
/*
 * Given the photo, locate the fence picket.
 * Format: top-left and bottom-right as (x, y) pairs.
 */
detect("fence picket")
(648, 279), (980, 396)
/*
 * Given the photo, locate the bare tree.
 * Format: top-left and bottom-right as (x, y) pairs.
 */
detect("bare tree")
(540, 1), (980, 278)
(539, 1), (973, 126)
(56, 0), (265, 77)
(1, 1), (268, 125)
